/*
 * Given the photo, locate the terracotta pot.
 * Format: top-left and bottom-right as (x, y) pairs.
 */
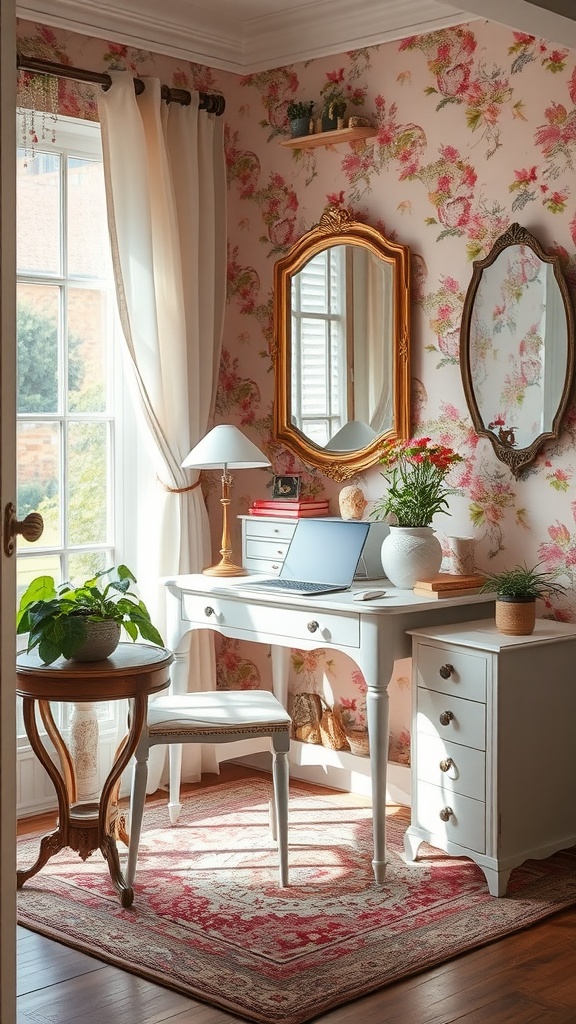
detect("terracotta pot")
(495, 596), (536, 636)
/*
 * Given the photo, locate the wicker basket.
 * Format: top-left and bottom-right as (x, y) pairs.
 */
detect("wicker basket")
(319, 703), (349, 751)
(292, 691), (323, 744)
(345, 729), (370, 756)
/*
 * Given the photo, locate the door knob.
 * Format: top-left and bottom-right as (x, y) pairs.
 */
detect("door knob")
(3, 503), (44, 557)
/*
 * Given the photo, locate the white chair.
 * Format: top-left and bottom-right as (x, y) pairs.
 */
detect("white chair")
(126, 689), (292, 887)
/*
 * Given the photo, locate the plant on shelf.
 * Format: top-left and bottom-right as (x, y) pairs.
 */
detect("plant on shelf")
(371, 436), (464, 529)
(479, 562), (566, 637)
(319, 74), (348, 130)
(17, 564), (164, 665)
(286, 99), (314, 138)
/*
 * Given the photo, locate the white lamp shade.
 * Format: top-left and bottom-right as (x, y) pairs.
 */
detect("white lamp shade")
(181, 424), (271, 470)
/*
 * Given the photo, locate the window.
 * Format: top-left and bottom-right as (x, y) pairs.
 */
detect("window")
(16, 113), (130, 594)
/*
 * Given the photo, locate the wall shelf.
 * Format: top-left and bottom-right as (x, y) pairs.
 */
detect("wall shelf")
(280, 126), (377, 150)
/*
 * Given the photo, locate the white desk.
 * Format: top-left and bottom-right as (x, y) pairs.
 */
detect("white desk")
(163, 574), (495, 883)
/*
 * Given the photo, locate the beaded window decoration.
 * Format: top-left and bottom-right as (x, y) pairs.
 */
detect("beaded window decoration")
(17, 70), (59, 166)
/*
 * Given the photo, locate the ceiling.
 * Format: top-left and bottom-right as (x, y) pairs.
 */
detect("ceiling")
(15, 0), (576, 73)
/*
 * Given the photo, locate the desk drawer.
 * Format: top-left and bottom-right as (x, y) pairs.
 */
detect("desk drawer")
(181, 593), (361, 648)
(417, 687), (486, 750)
(416, 732), (485, 802)
(415, 643), (487, 702)
(415, 780), (485, 854)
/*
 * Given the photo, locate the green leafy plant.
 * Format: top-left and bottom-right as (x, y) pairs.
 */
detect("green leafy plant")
(286, 100), (314, 120)
(479, 563), (566, 600)
(371, 436), (464, 528)
(17, 564), (164, 665)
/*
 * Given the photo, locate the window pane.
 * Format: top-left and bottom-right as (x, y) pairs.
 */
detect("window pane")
(17, 554), (62, 604)
(17, 148), (61, 274)
(68, 550), (112, 586)
(68, 288), (109, 413)
(17, 284), (60, 413)
(67, 421), (109, 545)
(17, 420), (61, 548)
(68, 157), (110, 278)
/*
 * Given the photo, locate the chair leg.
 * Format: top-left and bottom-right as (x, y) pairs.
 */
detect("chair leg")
(272, 734), (290, 887)
(126, 736), (149, 887)
(167, 743), (183, 824)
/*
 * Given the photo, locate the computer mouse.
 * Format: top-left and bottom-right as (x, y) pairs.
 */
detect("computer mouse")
(353, 589), (387, 601)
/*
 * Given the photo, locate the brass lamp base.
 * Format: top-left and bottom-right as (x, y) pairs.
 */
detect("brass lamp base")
(203, 558), (247, 577)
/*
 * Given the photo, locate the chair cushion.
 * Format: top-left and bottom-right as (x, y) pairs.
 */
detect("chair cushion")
(147, 689), (292, 731)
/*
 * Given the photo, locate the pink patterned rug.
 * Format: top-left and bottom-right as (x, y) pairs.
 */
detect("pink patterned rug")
(17, 777), (576, 1024)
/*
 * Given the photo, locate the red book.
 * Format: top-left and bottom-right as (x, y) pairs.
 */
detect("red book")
(248, 507), (330, 518)
(252, 499), (329, 510)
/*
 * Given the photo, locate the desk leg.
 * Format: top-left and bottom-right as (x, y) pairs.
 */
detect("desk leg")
(362, 619), (393, 885)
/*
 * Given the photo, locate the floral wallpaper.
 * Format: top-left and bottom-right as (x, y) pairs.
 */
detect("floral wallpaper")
(16, 18), (576, 765)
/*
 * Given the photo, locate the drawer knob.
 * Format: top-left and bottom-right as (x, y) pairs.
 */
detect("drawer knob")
(439, 710), (455, 726)
(439, 806), (454, 822)
(204, 606), (215, 617)
(307, 620), (320, 633)
(439, 757), (454, 772)
(439, 664), (454, 679)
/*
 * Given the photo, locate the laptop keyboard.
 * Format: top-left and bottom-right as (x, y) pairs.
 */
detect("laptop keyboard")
(246, 579), (331, 593)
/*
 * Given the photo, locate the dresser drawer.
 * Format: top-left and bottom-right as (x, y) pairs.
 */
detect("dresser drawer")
(243, 519), (296, 541)
(245, 537), (291, 561)
(181, 593), (361, 648)
(415, 642), (487, 702)
(416, 732), (485, 802)
(417, 687), (486, 750)
(243, 555), (284, 576)
(415, 780), (485, 854)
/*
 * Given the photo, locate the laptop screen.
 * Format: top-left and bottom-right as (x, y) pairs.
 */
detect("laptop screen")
(279, 518), (370, 587)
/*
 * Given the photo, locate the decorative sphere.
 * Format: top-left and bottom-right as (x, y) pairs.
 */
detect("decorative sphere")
(339, 485), (367, 521)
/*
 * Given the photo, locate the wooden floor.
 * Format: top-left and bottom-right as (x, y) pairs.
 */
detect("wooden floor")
(16, 766), (576, 1024)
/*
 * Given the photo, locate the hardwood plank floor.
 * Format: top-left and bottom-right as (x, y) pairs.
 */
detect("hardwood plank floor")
(16, 766), (576, 1024)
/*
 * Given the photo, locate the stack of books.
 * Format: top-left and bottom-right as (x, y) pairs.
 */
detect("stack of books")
(248, 498), (330, 518)
(413, 572), (488, 599)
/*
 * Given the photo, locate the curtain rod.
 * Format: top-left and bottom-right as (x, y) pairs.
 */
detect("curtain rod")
(17, 54), (226, 115)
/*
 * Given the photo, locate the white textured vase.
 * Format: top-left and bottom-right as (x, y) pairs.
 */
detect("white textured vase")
(380, 526), (442, 589)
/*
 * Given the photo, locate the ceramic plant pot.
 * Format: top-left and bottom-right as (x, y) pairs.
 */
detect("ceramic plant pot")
(380, 525), (442, 590)
(494, 596), (536, 636)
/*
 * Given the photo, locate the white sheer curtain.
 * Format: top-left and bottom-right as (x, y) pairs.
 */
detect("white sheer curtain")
(97, 72), (227, 783)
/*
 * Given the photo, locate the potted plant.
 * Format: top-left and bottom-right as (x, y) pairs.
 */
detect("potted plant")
(371, 436), (464, 589)
(319, 84), (347, 131)
(17, 564), (164, 665)
(286, 100), (314, 138)
(479, 562), (566, 636)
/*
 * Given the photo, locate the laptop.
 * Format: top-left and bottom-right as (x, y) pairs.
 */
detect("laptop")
(236, 518), (371, 596)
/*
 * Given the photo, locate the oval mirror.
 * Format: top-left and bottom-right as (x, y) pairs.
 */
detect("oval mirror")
(273, 206), (411, 481)
(460, 223), (575, 477)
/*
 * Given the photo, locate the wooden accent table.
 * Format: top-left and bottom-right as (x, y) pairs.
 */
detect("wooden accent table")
(16, 643), (173, 907)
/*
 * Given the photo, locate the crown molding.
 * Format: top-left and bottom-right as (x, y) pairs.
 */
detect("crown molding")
(16, 0), (476, 73)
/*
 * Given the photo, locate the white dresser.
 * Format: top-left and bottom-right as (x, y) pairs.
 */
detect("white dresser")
(405, 619), (576, 896)
(239, 515), (296, 576)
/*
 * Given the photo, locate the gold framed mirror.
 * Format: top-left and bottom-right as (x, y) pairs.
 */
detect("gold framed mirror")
(273, 206), (411, 481)
(460, 222), (575, 478)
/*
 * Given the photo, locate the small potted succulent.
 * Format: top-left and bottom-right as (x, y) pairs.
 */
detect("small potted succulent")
(286, 100), (314, 138)
(479, 562), (566, 636)
(17, 564), (164, 665)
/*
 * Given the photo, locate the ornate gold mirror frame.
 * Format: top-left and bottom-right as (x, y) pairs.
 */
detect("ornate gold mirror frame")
(273, 206), (411, 481)
(460, 222), (575, 478)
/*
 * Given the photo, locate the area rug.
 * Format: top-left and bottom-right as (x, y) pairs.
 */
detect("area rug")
(17, 777), (576, 1024)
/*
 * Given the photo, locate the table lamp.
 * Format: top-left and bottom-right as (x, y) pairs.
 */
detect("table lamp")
(182, 424), (271, 577)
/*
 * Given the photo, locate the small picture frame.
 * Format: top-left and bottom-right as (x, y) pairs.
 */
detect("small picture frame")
(272, 475), (301, 499)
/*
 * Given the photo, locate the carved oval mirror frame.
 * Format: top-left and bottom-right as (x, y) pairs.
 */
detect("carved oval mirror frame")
(273, 206), (411, 481)
(460, 222), (575, 478)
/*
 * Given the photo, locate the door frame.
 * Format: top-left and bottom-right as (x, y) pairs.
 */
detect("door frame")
(1, 0), (18, 1019)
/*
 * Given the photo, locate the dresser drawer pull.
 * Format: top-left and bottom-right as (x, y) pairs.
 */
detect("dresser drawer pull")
(439, 664), (454, 679)
(204, 606), (215, 617)
(307, 620), (319, 633)
(439, 757), (454, 772)
(272, 564), (280, 570)
(439, 806), (454, 822)
(439, 710), (455, 726)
